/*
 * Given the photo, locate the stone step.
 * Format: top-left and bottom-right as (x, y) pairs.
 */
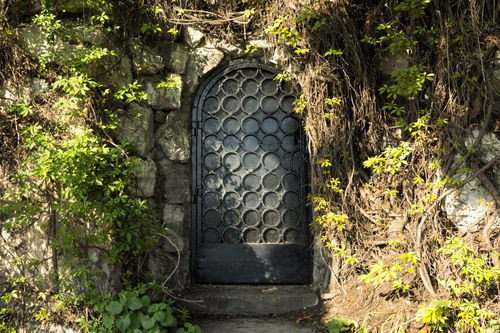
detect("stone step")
(196, 318), (318, 333)
(177, 285), (319, 316)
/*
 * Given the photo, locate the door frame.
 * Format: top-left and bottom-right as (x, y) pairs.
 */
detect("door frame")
(190, 58), (313, 284)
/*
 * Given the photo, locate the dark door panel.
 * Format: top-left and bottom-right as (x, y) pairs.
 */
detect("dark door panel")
(192, 59), (310, 284)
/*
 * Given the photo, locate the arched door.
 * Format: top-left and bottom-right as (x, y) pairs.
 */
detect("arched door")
(191, 59), (310, 283)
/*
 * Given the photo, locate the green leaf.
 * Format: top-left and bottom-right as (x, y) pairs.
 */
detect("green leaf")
(127, 296), (143, 311)
(161, 312), (177, 327)
(141, 295), (151, 307)
(108, 301), (123, 315)
(102, 314), (114, 328)
(116, 314), (131, 332)
(148, 304), (159, 314)
(153, 310), (166, 322)
(140, 313), (156, 330)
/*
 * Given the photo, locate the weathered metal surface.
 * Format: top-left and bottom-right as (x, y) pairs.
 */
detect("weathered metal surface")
(192, 59), (310, 283)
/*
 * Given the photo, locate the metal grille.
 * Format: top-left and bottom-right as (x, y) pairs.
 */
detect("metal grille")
(192, 60), (307, 247)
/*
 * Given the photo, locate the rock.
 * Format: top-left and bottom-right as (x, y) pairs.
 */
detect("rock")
(130, 41), (164, 75)
(163, 43), (189, 74)
(444, 178), (496, 233)
(162, 204), (185, 251)
(141, 74), (183, 110)
(155, 110), (167, 124)
(183, 67), (200, 95)
(183, 26), (204, 48)
(209, 39), (243, 57)
(87, 52), (133, 88)
(155, 113), (190, 163)
(271, 46), (290, 66)
(444, 130), (499, 233)
(116, 103), (154, 158)
(17, 25), (82, 61)
(377, 49), (410, 76)
(158, 159), (190, 203)
(30, 78), (50, 96)
(162, 203), (184, 224)
(134, 158), (157, 197)
(245, 38), (272, 57)
(190, 46), (225, 76)
(60, 23), (108, 47)
(465, 130), (500, 184)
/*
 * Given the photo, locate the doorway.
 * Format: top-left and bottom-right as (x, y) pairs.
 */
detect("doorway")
(191, 59), (310, 283)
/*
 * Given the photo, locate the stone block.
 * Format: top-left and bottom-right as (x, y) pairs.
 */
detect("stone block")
(141, 75), (183, 110)
(164, 43), (189, 74)
(17, 25), (82, 61)
(162, 203), (185, 224)
(158, 159), (190, 203)
(116, 103), (154, 158)
(134, 158), (157, 197)
(155, 113), (190, 163)
(377, 49), (410, 76)
(190, 47), (225, 76)
(130, 41), (164, 75)
(155, 110), (167, 124)
(183, 26), (204, 48)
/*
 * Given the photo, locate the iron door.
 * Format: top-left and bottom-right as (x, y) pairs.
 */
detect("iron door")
(192, 60), (310, 284)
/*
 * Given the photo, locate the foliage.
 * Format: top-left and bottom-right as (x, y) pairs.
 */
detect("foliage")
(114, 81), (148, 104)
(416, 238), (499, 333)
(90, 285), (201, 333)
(327, 317), (367, 333)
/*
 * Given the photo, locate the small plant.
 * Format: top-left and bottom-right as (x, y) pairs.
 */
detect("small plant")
(114, 81), (148, 104)
(327, 317), (367, 333)
(96, 286), (201, 333)
(157, 74), (182, 91)
(416, 238), (500, 332)
(363, 142), (413, 174)
(244, 43), (258, 54)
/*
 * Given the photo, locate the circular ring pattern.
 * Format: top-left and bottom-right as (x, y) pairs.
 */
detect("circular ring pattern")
(243, 227), (261, 243)
(242, 117), (259, 133)
(243, 192), (259, 208)
(223, 117), (240, 134)
(204, 174), (222, 191)
(262, 117), (279, 134)
(223, 209), (240, 226)
(243, 209), (260, 226)
(203, 117), (220, 134)
(263, 228), (281, 243)
(263, 209), (280, 227)
(242, 96), (259, 114)
(203, 96), (219, 114)
(223, 227), (240, 243)
(223, 152), (241, 171)
(263, 173), (280, 190)
(203, 209), (220, 227)
(243, 174), (260, 191)
(223, 192), (240, 209)
(223, 135), (240, 152)
(223, 174), (241, 191)
(203, 228), (220, 243)
(242, 152), (260, 170)
(261, 96), (279, 114)
(242, 135), (259, 152)
(204, 135), (221, 152)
